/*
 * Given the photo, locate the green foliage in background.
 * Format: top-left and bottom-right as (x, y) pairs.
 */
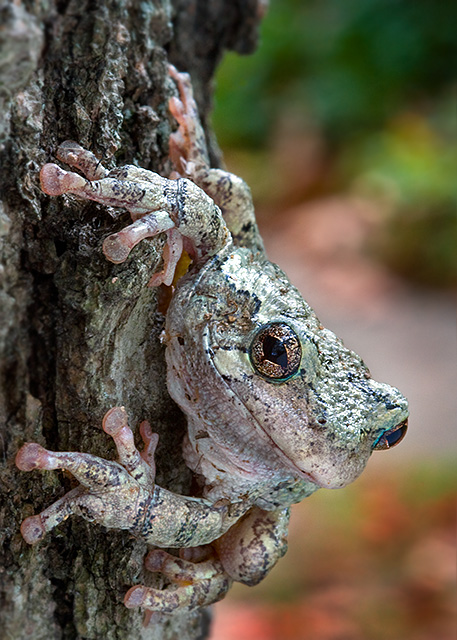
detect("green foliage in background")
(346, 104), (457, 287)
(213, 0), (457, 287)
(214, 0), (456, 147)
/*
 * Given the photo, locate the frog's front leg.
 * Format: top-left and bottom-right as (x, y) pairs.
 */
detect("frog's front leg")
(16, 407), (244, 548)
(40, 141), (230, 282)
(15, 407), (156, 543)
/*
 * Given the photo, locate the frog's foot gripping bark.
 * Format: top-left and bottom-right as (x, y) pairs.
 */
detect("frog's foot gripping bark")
(168, 64), (210, 177)
(16, 407), (158, 544)
(125, 549), (232, 621)
(168, 64), (264, 253)
(40, 140), (230, 283)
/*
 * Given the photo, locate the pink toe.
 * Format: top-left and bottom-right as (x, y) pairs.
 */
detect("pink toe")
(102, 234), (132, 264)
(40, 164), (68, 196)
(20, 515), (45, 544)
(15, 443), (48, 471)
(40, 163), (85, 195)
(139, 421), (159, 450)
(168, 96), (184, 120)
(144, 549), (167, 572)
(102, 406), (128, 436)
(124, 585), (147, 609)
(56, 140), (84, 162)
(139, 420), (153, 441)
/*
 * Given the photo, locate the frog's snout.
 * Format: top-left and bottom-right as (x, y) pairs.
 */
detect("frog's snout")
(372, 417), (408, 451)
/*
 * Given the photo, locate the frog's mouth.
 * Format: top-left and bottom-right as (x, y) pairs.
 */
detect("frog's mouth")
(273, 448), (322, 486)
(213, 378), (323, 487)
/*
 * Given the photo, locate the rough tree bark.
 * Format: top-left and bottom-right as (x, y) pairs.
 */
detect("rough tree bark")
(0, 1), (264, 638)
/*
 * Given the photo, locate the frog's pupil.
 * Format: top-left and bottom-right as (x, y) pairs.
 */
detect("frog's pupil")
(373, 418), (408, 451)
(263, 335), (288, 369)
(385, 424), (407, 447)
(249, 322), (301, 382)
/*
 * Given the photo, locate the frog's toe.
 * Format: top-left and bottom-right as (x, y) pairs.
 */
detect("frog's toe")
(145, 548), (221, 582)
(20, 514), (47, 544)
(16, 442), (60, 471)
(40, 163), (86, 196)
(102, 232), (133, 264)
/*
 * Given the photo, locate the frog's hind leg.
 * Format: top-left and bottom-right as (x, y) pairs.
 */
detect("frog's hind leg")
(124, 549), (232, 616)
(168, 64), (210, 173)
(123, 506), (290, 617)
(168, 65), (264, 254)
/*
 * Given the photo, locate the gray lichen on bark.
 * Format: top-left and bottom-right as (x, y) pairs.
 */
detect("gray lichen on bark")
(0, 0), (263, 638)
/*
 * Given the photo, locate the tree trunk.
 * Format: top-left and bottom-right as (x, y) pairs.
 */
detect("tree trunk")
(0, 1), (263, 638)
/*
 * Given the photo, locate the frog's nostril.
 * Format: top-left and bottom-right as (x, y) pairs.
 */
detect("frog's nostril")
(373, 418), (408, 451)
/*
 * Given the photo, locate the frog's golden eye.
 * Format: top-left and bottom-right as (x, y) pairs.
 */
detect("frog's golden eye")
(250, 322), (302, 381)
(373, 418), (408, 451)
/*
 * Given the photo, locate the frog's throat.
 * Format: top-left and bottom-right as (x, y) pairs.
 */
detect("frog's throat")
(240, 403), (323, 488)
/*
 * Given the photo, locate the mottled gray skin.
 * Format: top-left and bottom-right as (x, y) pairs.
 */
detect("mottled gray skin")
(167, 249), (407, 508)
(16, 67), (409, 616)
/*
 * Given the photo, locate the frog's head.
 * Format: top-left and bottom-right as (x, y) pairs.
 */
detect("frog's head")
(209, 263), (409, 490)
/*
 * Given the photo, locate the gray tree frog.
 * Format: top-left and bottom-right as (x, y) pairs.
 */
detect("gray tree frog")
(16, 66), (408, 617)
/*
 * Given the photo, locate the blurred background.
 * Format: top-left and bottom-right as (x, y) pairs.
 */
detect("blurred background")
(210, 1), (456, 638)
